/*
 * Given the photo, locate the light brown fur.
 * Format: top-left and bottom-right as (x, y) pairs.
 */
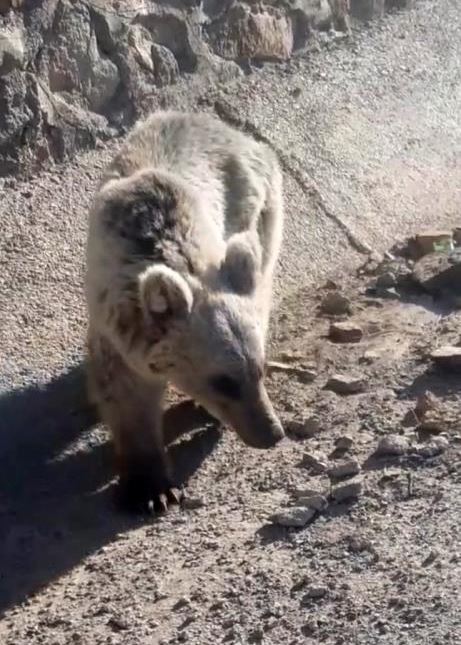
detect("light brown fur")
(85, 111), (285, 511)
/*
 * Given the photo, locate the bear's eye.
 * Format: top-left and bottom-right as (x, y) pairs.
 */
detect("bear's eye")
(209, 374), (241, 400)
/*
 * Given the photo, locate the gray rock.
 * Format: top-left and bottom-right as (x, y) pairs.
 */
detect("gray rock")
(89, 5), (127, 54)
(326, 374), (366, 395)
(266, 361), (317, 383)
(329, 321), (363, 343)
(206, 3), (294, 62)
(334, 435), (354, 451)
(286, 416), (321, 438)
(296, 494), (328, 511)
(327, 458), (361, 479)
(271, 506), (316, 527)
(86, 32), (120, 112)
(151, 43), (180, 87)
(302, 585), (328, 602)
(413, 249), (461, 296)
(411, 436), (449, 457)
(376, 271), (397, 288)
(183, 496), (205, 510)
(430, 346), (461, 371)
(375, 434), (409, 457)
(0, 26), (24, 75)
(301, 450), (329, 474)
(331, 476), (363, 502)
(320, 292), (352, 316)
(293, 486), (328, 499)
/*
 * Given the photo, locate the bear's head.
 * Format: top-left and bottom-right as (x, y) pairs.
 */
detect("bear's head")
(137, 238), (284, 450)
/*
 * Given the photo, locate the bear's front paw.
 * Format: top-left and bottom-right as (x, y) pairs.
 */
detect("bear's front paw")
(117, 458), (183, 514)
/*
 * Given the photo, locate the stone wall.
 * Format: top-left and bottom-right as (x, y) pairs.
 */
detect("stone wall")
(0, 0), (415, 176)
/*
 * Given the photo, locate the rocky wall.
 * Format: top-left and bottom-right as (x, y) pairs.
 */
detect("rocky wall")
(0, 0), (415, 176)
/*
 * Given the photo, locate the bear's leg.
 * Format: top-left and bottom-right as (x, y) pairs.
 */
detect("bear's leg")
(87, 333), (181, 513)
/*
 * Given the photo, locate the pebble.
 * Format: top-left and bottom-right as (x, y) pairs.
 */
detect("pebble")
(329, 321), (363, 343)
(271, 506), (316, 528)
(301, 451), (329, 474)
(320, 292), (352, 316)
(331, 476), (363, 502)
(326, 374), (366, 395)
(286, 416), (321, 438)
(327, 458), (361, 479)
(296, 494), (328, 511)
(376, 434), (409, 456)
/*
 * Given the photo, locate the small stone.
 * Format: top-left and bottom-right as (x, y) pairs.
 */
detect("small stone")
(376, 434), (409, 457)
(327, 458), (361, 479)
(334, 435), (354, 451)
(430, 346), (461, 371)
(326, 374), (366, 395)
(302, 585), (328, 602)
(329, 321), (363, 343)
(320, 292), (352, 316)
(415, 230), (453, 256)
(271, 506), (316, 528)
(301, 451), (329, 474)
(412, 436), (449, 457)
(413, 249), (461, 295)
(331, 476), (363, 502)
(286, 416), (321, 438)
(296, 494), (328, 511)
(376, 271), (397, 288)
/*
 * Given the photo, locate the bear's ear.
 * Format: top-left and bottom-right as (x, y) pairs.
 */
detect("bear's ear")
(138, 265), (193, 322)
(221, 232), (262, 295)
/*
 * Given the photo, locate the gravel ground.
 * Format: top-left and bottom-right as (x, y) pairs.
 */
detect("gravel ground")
(1, 1), (460, 643)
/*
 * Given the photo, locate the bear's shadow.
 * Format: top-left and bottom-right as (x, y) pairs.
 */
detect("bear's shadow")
(0, 363), (220, 614)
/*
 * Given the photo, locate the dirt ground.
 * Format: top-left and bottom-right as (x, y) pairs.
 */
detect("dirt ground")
(1, 1), (461, 644)
(2, 256), (461, 645)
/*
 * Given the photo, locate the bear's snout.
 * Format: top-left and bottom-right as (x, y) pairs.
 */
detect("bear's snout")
(241, 417), (285, 449)
(226, 382), (285, 450)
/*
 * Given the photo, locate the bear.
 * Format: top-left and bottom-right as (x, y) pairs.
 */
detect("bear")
(85, 110), (285, 513)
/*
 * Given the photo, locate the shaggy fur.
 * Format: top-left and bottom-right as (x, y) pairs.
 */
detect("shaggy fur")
(85, 111), (285, 512)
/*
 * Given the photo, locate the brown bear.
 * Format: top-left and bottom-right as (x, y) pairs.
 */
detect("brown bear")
(85, 111), (285, 512)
